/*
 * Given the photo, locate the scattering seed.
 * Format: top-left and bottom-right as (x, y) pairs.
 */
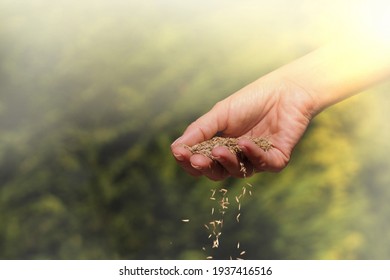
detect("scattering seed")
(239, 162), (247, 176)
(182, 219), (190, 223)
(207, 256), (213, 260)
(212, 238), (219, 248)
(219, 188), (228, 195)
(193, 138), (271, 260)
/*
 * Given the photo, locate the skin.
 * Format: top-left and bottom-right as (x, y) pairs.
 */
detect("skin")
(171, 33), (390, 181)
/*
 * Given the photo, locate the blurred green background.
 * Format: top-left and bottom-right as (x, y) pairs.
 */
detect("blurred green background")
(1, 0), (390, 259)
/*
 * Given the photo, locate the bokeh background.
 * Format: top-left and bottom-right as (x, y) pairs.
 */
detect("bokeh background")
(1, 0), (390, 259)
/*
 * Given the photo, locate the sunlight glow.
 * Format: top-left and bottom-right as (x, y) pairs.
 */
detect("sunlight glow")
(357, 0), (390, 43)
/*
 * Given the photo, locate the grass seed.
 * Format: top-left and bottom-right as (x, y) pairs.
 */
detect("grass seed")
(184, 136), (272, 160)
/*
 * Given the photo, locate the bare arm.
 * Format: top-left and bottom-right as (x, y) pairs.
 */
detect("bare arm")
(282, 37), (390, 113)
(171, 20), (390, 181)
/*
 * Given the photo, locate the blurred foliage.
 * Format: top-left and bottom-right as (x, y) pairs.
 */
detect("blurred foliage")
(0, 0), (390, 259)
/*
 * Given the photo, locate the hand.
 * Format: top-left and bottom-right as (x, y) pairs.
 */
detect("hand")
(171, 32), (390, 181)
(171, 76), (318, 181)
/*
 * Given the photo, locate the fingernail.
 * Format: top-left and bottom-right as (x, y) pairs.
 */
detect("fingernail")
(213, 156), (224, 163)
(191, 163), (202, 170)
(238, 145), (247, 153)
(173, 153), (184, 161)
(171, 136), (183, 147)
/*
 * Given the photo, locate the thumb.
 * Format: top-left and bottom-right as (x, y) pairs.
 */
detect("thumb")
(172, 103), (228, 147)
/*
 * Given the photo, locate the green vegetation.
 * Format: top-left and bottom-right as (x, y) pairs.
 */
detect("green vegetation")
(1, 0), (390, 259)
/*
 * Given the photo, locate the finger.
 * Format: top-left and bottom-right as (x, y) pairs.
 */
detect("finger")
(190, 154), (230, 181)
(171, 142), (229, 180)
(171, 103), (228, 147)
(238, 138), (269, 171)
(211, 146), (248, 178)
(238, 138), (288, 172)
(171, 145), (203, 177)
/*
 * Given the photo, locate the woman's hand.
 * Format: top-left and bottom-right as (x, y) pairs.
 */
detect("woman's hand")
(171, 76), (317, 181)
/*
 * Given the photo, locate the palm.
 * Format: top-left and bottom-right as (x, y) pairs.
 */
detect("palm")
(219, 81), (314, 171)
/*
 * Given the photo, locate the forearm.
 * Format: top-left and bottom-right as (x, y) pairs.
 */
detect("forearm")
(274, 36), (390, 115)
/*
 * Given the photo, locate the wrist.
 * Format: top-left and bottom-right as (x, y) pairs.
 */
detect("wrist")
(262, 68), (322, 120)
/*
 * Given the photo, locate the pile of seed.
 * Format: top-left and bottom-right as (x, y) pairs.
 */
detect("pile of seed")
(184, 136), (272, 160)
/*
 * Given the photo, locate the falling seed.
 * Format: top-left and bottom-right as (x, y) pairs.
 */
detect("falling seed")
(220, 188), (228, 195)
(212, 235), (220, 248)
(198, 152), (260, 258)
(182, 219), (190, 223)
(239, 162), (246, 175)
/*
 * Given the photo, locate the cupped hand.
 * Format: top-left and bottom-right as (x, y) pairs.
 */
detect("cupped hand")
(171, 76), (318, 181)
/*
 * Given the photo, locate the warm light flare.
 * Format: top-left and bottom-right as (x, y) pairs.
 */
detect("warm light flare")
(355, 0), (390, 44)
